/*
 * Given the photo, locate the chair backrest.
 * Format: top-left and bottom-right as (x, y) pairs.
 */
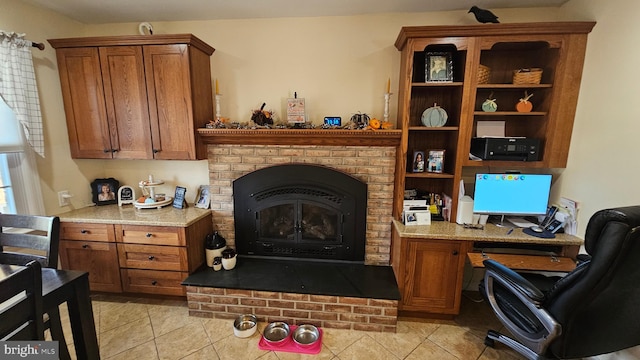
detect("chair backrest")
(546, 206), (640, 358)
(0, 214), (60, 268)
(0, 260), (44, 340)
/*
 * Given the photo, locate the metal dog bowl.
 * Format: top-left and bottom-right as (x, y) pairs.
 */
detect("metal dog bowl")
(263, 321), (290, 344)
(293, 324), (320, 346)
(233, 314), (257, 338)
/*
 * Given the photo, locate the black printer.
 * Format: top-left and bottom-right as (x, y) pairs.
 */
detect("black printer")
(470, 137), (540, 161)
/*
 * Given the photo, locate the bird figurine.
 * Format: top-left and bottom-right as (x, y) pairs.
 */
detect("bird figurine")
(468, 6), (500, 23)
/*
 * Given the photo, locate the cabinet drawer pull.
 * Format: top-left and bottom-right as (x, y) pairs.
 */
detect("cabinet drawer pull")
(145, 233), (153, 238)
(103, 149), (110, 153)
(452, 250), (459, 256)
(80, 229), (89, 234)
(82, 244), (89, 249)
(153, 149), (160, 153)
(151, 280), (158, 286)
(148, 255), (155, 260)
(112, 149), (118, 153)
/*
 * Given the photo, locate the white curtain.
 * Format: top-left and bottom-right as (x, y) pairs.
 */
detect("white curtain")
(0, 30), (45, 157)
(0, 31), (45, 215)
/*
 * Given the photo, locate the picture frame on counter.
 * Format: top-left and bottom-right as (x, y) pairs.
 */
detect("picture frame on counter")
(194, 185), (210, 209)
(91, 178), (119, 206)
(117, 185), (135, 206)
(173, 186), (187, 209)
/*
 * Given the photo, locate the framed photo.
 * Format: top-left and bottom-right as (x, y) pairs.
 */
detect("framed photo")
(173, 186), (187, 209)
(425, 52), (453, 82)
(91, 178), (119, 206)
(117, 185), (135, 206)
(194, 185), (211, 209)
(411, 150), (425, 173)
(427, 150), (445, 173)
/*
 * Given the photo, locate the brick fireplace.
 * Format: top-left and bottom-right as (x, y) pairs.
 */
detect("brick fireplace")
(185, 129), (402, 332)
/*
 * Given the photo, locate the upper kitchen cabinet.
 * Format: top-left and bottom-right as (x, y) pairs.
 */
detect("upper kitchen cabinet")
(49, 34), (214, 160)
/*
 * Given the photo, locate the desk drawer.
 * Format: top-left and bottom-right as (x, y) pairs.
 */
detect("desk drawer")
(61, 223), (115, 242)
(117, 244), (187, 271)
(117, 225), (184, 246)
(121, 269), (187, 296)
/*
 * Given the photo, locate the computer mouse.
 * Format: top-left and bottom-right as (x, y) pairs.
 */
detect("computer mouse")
(530, 225), (544, 233)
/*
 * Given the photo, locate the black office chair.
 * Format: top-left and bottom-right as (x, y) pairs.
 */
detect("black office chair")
(0, 214), (70, 359)
(480, 206), (640, 359)
(0, 260), (45, 340)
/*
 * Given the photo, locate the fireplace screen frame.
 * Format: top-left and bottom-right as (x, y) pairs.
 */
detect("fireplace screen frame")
(233, 164), (367, 262)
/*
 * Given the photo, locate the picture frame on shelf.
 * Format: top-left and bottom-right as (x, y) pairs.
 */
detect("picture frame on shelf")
(427, 150), (445, 173)
(91, 178), (119, 206)
(425, 52), (453, 82)
(194, 185), (210, 209)
(411, 150), (425, 173)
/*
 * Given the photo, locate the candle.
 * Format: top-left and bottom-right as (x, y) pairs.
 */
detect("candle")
(386, 78), (390, 93)
(215, 79), (219, 95)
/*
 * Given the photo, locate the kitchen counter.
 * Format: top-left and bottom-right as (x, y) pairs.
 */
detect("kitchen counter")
(57, 205), (212, 227)
(393, 220), (583, 246)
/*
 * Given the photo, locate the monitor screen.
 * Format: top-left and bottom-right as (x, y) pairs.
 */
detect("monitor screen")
(472, 174), (552, 216)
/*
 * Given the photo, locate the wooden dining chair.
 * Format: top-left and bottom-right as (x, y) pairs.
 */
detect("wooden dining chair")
(0, 260), (45, 340)
(0, 214), (71, 359)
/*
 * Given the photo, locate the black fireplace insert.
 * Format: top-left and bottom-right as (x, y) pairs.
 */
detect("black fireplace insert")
(233, 164), (367, 262)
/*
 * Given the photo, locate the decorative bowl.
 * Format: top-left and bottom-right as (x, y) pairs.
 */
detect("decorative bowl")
(233, 314), (257, 338)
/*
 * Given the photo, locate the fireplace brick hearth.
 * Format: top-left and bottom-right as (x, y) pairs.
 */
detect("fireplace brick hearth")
(207, 144), (397, 265)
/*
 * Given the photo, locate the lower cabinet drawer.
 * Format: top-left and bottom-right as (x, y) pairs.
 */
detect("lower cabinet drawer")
(117, 243), (187, 271)
(121, 269), (188, 296)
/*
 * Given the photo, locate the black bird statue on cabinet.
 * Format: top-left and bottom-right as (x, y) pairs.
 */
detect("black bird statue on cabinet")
(468, 5), (500, 23)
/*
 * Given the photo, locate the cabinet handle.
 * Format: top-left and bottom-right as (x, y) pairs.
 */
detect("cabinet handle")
(153, 149), (160, 153)
(82, 244), (89, 249)
(452, 250), (459, 256)
(103, 149), (110, 153)
(148, 255), (155, 260)
(112, 149), (118, 153)
(151, 280), (158, 286)
(145, 233), (153, 238)
(80, 229), (89, 234)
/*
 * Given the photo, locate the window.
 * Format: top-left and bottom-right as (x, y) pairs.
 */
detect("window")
(0, 151), (44, 215)
(0, 154), (16, 213)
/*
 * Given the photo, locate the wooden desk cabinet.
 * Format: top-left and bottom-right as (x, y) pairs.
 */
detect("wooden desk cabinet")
(48, 34), (214, 160)
(59, 211), (211, 296)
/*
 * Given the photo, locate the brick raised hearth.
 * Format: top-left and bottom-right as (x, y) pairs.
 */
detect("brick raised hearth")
(189, 129), (402, 332)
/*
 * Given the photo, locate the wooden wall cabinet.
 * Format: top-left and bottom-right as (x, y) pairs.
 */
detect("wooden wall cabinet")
(49, 34), (214, 160)
(392, 22), (595, 220)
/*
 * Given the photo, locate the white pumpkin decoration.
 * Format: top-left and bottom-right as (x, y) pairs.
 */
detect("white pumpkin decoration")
(421, 103), (448, 127)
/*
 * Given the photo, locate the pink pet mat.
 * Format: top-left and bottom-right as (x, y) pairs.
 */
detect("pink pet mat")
(258, 325), (323, 354)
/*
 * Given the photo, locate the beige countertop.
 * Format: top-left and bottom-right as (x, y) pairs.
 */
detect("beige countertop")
(393, 220), (583, 246)
(57, 205), (212, 227)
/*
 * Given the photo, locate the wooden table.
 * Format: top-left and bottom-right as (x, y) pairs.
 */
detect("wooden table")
(0, 264), (99, 359)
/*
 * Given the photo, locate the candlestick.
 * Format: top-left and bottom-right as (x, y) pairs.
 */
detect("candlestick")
(215, 94), (222, 121)
(384, 92), (391, 124)
(386, 78), (390, 94)
(215, 79), (219, 95)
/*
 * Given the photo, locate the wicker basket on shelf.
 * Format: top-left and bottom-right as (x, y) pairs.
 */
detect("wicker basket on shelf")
(512, 68), (543, 84)
(477, 64), (491, 84)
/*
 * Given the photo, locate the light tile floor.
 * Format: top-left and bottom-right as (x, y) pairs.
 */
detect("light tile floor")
(55, 291), (529, 360)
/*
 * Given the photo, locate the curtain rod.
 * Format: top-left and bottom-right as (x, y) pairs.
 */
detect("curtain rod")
(31, 41), (45, 50)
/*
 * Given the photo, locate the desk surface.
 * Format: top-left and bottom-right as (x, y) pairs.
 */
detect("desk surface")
(57, 204), (211, 227)
(393, 220), (583, 246)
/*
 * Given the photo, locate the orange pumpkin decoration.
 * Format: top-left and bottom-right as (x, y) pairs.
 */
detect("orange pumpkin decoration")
(381, 121), (393, 129)
(516, 91), (534, 112)
(369, 118), (381, 129)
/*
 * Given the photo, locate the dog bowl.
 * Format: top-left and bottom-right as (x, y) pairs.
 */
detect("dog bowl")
(292, 324), (320, 347)
(263, 321), (290, 344)
(233, 314), (257, 338)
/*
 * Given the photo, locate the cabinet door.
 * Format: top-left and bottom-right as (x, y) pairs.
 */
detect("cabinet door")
(55, 48), (112, 158)
(99, 46), (154, 159)
(402, 239), (467, 314)
(59, 240), (122, 292)
(144, 44), (197, 160)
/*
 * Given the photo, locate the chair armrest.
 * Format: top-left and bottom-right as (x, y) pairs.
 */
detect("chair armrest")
(483, 259), (545, 303)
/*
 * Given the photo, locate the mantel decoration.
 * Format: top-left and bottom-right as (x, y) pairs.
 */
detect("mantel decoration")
(251, 102), (274, 126)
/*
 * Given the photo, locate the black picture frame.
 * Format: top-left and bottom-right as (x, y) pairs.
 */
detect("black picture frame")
(173, 186), (187, 209)
(425, 52), (453, 82)
(91, 178), (119, 206)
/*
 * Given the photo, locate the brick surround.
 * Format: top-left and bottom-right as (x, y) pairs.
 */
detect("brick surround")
(197, 143), (399, 332)
(186, 286), (398, 332)
(207, 144), (397, 265)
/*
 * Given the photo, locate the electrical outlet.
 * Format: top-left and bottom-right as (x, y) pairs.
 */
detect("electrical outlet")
(58, 190), (71, 207)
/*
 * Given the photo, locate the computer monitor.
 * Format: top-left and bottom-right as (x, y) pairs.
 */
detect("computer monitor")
(472, 173), (552, 217)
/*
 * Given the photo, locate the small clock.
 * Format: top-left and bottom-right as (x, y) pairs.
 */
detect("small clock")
(118, 186), (135, 206)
